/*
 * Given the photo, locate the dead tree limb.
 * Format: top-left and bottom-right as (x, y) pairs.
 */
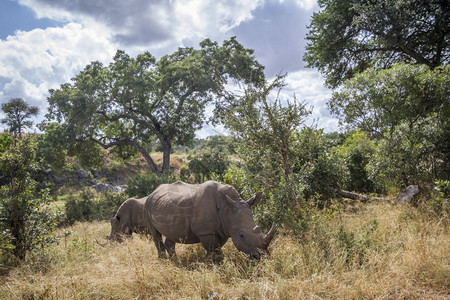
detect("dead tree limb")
(336, 188), (390, 202)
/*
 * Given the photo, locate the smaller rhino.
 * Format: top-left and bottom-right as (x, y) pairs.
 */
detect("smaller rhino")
(108, 196), (149, 242)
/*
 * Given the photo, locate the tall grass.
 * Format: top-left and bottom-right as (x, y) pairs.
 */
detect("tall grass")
(1, 202), (448, 299)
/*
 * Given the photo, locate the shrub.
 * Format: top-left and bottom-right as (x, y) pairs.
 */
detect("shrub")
(425, 180), (450, 217)
(0, 138), (58, 261)
(188, 146), (230, 183)
(126, 172), (175, 198)
(65, 190), (127, 225)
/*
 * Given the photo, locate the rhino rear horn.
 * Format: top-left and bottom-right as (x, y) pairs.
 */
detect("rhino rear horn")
(246, 191), (263, 207)
(225, 195), (239, 210)
(261, 223), (276, 249)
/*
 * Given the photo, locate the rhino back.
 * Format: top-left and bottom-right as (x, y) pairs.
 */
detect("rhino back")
(117, 197), (147, 229)
(145, 181), (223, 243)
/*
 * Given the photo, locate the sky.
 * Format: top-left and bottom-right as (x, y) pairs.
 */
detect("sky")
(0, 0), (338, 137)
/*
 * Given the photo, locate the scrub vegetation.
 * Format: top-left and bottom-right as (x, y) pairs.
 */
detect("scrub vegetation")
(1, 1), (449, 298)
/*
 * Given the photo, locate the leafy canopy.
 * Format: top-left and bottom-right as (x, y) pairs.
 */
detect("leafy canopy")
(329, 64), (450, 136)
(0, 138), (57, 261)
(45, 37), (265, 173)
(1, 98), (39, 139)
(304, 0), (449, 87)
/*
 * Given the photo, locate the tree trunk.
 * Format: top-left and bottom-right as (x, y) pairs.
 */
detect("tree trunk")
(162, 144), (171, 173)
(130, 141), (159, 174)
(335, 188), (389, 202)
(140, 149), (160, 174)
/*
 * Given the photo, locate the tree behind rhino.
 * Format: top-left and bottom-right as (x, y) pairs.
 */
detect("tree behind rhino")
(44, 38), (265, 173)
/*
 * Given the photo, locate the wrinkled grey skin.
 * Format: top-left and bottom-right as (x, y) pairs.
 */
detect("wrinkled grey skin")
(144, 181), (275, 260)
(108, 197), (149, 242)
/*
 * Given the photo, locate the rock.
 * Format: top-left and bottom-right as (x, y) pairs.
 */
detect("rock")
(54, 176), (63, 185)
(92, 183), (125, 193)
(76, 170), (90, 180)
(89, 169), (100, 178)
(396, 185), (419, 203)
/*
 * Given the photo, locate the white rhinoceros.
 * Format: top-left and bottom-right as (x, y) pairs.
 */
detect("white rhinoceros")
(144, 181), (275, 260)
(108, 196), (149, 242)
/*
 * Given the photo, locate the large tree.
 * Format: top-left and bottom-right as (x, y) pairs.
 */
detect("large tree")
(330, 64), (450, 136)
(304, 0), (449, 88)
(330, 64), (450, 182)
(45, 38), (265, 173)
(1, 98), (39, 140)
(223, 76), (311, 204)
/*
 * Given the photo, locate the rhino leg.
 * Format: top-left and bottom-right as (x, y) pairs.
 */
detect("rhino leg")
(199, 234), (226, 263)
(148, 226), (167, 258)
(164, 239), (176, 257)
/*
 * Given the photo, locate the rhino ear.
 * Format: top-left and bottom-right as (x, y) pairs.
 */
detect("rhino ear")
(246, 191), (263, 207)
(225, 195), (239, 210)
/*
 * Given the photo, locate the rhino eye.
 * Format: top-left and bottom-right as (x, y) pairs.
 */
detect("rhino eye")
(239, 232), (245, 239)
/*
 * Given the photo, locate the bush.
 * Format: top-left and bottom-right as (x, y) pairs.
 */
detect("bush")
(65, 190), (127, 225)
(293, 204), (379, 268)
(333, 130), (375, 193)
(0, 133), (13, 153)
(188, 146), (230, 183)
(425, 180), (450, 217)
(0, 138), (58, 261)
(126, 172), (175, 198)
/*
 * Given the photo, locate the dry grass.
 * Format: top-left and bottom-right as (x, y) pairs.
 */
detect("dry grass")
(1, 202), (449, 299)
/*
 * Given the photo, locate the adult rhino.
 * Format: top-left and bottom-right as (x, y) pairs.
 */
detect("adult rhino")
(107, 196), (149, 242)
(144, 181), (275, 260)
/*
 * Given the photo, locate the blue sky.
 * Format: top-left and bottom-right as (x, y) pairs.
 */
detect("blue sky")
(0, 0), (337, 136)
(0, 1), (63, 39)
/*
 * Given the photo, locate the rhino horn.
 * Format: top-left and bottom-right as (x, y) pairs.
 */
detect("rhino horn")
(253, 226), (262, 234)
(246, 191), (263, 207)
(225, 195), (239, 210)
(261, 223), (276, 249)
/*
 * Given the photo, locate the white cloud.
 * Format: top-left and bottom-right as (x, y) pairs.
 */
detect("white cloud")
(198, 70), (338, 138)
(279, 70), (339, 132)
(2, 0), (338, 134)
(18, 0), (264, 48)
(277, 0), (317, 10)
(0, 22), (115, 130)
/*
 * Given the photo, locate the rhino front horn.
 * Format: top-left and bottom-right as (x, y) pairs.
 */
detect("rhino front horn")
(261, 223), (276, 249)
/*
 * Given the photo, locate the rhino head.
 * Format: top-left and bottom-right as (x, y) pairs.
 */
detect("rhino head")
(222, 192), (276, 260)
(107, 211), (124, 242)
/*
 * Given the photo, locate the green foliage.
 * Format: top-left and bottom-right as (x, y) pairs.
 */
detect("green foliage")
(125, 173), (175, 199)
(304, 0), (449, 88)
(0, 138), (57, 261)
(333, 130), (375, 193)
(45, 38), (264, 174)
(221, 76), (344, 225)
(109, 144), (139, 161)
(330, 64), (450, 136)
(68, 140), (106, 169)
(36, 123), (67, 169)
(305, 0), (449, 193)
(294, 128), (340, 204)
(0, 133), (13, 153)
(188, 141), (230, 183)
(221, 76), (311, 223)
(331, 64), (450, 188)
(288, 201), (380, 268)
(368, 118), (445, 190)
(65, 190), (127, 225)
(426, 180), (450, 217)
(1, 98), (39, 139)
